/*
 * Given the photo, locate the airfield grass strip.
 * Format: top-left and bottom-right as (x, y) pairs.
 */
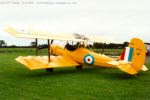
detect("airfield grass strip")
(0, 48), (150, 99)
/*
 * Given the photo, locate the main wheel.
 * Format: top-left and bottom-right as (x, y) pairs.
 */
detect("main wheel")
(46, 68), (53, 72)
(76, 65), (82, 69)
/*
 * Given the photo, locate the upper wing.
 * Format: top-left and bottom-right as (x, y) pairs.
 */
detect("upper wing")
(4, 26), (50, 39)
(16, 55), (79, 70)
(4, 26), (83, 41)
(85, 35), (118, 43)
(5, 26), (119, 43)
(4, 26), (117, 43)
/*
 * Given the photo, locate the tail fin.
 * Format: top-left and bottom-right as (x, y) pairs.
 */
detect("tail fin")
(118, 38), (147, 74)
(129, 38), (147, 71)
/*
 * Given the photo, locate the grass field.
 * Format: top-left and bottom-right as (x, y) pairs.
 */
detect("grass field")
(0, 48), (150, 100)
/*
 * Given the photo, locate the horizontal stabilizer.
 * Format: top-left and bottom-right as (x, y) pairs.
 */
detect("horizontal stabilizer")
(107, 60), (130, 66)
(107, 61), (137, 75)
(141, 65), (148, 71)
(117, 64), (137, 75)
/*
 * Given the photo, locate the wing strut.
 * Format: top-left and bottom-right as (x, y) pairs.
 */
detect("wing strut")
(101, 43), (105, 54)
(35, 38), (38, 56)
(46, 39), (54, 72)
(48, 39), (50, 62)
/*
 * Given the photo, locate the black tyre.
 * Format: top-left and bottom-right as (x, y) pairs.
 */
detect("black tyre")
(46, 68), (53, 72)
(76, 65), (82, 69)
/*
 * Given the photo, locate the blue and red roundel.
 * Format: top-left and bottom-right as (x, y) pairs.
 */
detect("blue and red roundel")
(84, 54), (94, 65)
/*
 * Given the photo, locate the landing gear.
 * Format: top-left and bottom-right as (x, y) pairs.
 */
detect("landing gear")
(76, 65), (82, 69)
(46, 68), (53, 72)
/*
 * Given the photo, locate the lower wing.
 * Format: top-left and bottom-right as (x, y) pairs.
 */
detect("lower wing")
(16, 55), (79, 70)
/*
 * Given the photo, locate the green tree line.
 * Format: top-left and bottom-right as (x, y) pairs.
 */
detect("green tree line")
(0, 40), (129, 49)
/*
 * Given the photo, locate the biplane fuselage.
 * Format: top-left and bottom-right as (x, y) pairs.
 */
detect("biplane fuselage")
(51, 45), (116, 68)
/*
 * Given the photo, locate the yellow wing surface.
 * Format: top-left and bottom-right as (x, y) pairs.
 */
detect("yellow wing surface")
(4, 26), (83, 41)
(4, 26), (118, 43)
(16, 56), (79, 70)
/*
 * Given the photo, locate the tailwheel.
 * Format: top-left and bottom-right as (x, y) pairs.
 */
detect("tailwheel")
(46, 68), (54, 72)
(76, 65), (82, 69)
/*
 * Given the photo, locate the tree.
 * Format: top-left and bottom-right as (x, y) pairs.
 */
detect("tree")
(0, 40), (7, 47)
(122, 42), (129, 48)
(30, 41), (36, 47)
(93, 42), (103, 49)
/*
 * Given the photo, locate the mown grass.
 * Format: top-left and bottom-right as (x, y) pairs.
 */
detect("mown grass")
(0, 48), (150, 100)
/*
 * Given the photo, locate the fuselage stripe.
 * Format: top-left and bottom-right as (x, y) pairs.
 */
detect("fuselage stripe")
(124, 47), (130, 61)
(128, 47), (133, 61)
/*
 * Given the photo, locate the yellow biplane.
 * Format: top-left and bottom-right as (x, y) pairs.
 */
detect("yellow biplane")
(4, 26), (148, 75)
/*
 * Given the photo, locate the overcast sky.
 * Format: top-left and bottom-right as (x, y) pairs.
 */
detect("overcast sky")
(0, 0), (150, 46)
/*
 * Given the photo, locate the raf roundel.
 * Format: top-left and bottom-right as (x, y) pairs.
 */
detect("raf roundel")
(84, 54), (94, 65)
